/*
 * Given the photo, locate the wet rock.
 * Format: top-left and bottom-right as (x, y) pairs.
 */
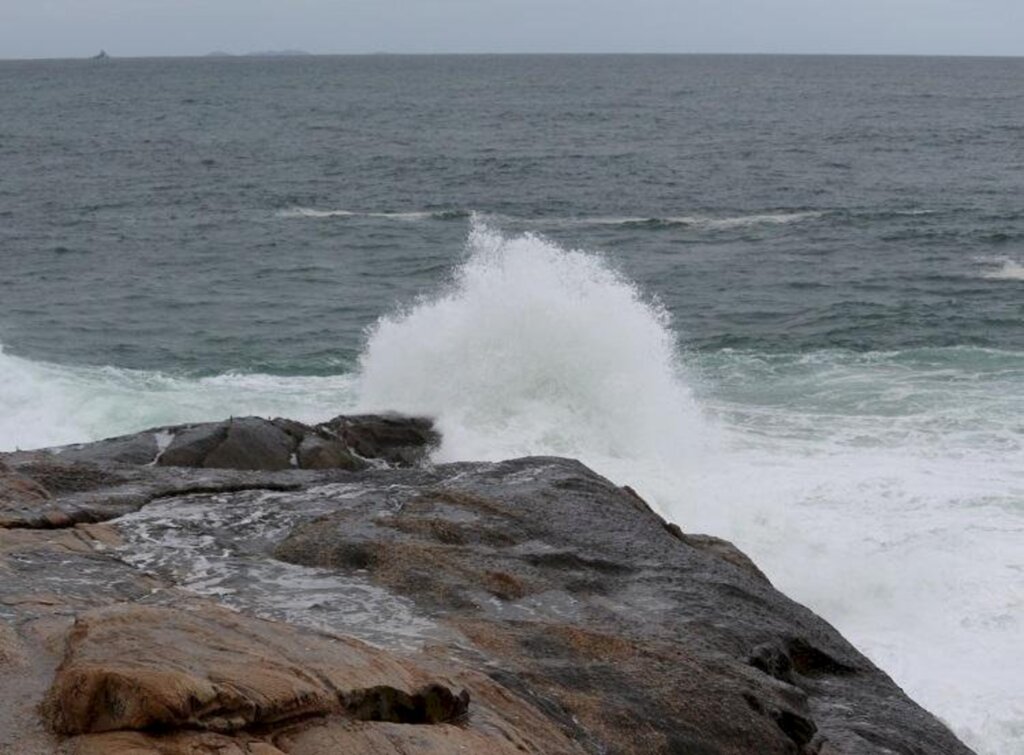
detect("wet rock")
(42, 600), (578, 754)
(43, 602), (456, 735)
(749, 640), (797, 684)
(157, 422), (229, 467)
(56, 432), (160, 466)
(62, 731), (287, 755)
(0, 460), (50, 506)
(276, 456), (974, 755)
(157, 417), (297, 471)
(296, 434), (368, 471)
(8, 460), (122, 495)
(319, 414), (439, 466)
(680, 532), (772, 584)
(0, 623), (25, 667)
(345, 683), (470, 724)
(26, 413), (439, 473)
(0, 423), (975, 755)
(273, 717), (582, 755)
(202, 418), (295, 471)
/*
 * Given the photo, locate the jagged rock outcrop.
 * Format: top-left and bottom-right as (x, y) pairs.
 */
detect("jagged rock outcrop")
(43, 413), (439, 472)
(0, 415), (975, 755)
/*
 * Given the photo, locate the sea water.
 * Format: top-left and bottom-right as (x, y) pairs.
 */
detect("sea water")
(1, 55), (1021, 753)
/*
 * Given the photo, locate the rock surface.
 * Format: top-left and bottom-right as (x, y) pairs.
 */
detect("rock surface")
(0, 415), (974, 755)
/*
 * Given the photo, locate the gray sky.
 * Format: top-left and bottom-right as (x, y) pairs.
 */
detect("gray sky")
(1, 0), (1022, 59)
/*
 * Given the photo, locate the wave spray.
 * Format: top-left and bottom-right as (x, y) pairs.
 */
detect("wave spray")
(357, 221), (709, 489)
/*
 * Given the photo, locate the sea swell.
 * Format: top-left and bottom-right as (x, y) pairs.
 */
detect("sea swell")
(1, 223), (1021, 754)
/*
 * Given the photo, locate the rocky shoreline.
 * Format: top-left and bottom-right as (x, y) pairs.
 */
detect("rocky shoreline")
(0, 414), (974, 754)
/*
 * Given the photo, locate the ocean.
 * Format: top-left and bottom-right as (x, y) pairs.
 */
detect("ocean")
(1, 54), (1021, 753)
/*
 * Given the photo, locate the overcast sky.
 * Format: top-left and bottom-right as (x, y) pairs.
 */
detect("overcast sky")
(1, 0), (1021, 59)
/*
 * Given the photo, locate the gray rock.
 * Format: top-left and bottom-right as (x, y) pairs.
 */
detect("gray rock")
(56, 432), (160, 466)
(37, 414), (440, 473)
(157, 422), (229, 467)
(202, 418), (295, 471)
(296, 435), (368, 471)
(0, 421), (976, 755)
(155, 418), (296, 471)
(319, 414), (439, 466)
(275, 456), (974, 755)
(679, 531), (772, 584)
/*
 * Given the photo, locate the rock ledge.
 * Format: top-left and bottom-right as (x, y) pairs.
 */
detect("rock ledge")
(0, 414), (974, 754)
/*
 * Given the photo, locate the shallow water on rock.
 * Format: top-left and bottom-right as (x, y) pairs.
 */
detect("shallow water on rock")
(115, 485), (454, 651)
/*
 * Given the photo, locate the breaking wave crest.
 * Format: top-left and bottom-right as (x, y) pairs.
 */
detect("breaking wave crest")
(357, 221), (708, 468)
(981, 257), (1024, 280)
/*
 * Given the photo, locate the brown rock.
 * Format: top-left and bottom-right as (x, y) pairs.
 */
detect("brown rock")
(42, 602), (580, 754)
(275, 718), (580, 755)
(0, 459), (51, 506)
(43, 603), (439, 735)
(0, 623), (25, 667)
(63, 731), (284, 755)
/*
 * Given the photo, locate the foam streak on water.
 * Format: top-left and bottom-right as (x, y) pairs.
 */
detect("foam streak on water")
(356, 223), (1024, 755)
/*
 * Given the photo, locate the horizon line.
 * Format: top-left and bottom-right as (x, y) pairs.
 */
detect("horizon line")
(2, 50), (1023, 62)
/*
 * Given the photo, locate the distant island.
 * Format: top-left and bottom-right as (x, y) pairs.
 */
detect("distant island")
(91, 50), (110, 60)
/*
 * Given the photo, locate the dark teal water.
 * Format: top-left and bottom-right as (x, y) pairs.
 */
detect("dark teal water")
(1, 55), (1022, 373)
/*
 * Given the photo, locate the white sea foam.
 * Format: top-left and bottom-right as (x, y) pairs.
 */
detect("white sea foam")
(277, 207), (461, 221)
(278, 207), (361, 218)
(277, 207), (824, 230)
(682, 211), (826, 229)
(982, 258), (1024, 281)
(0, 345), (357, 451)
(356, 222), (1023, 755)
(357, 222), (710, 469)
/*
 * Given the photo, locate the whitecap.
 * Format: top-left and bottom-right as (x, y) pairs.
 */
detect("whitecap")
(982, 258), (1024, 281)
(276, 207), (466, 221)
